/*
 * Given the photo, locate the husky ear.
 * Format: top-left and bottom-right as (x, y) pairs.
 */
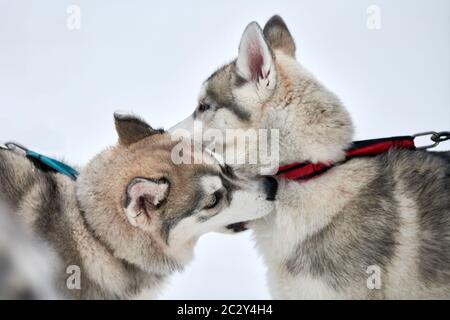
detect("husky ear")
(114, 112), (164, 146)
(263, 15), (296, 58)
(124, 177), (169, 227)
(236, 22), (275, 83)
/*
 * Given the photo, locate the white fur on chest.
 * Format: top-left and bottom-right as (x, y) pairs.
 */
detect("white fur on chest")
(251, 159), (377, 299)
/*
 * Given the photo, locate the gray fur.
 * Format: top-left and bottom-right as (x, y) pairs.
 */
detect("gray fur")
(284, 149), (448, 295)
(286, 156), (400, 290)
(0, 205), (59, 299)
(182, 14), (450, 299)
(393, 150), (450, 283)
(263, 15), (296, 57)
(0, 150), (164, 299)
(160, 192), (202, 244)
(276, 150), (449, 299)
(196, 63), (251, 122)
(266, 150), (450, 299)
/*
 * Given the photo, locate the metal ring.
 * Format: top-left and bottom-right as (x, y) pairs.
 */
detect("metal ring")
(431, 131), (450, 143)
(413, 132), (440, 150)
(4, 142), (28, 152)
(3, 142), (29, 156)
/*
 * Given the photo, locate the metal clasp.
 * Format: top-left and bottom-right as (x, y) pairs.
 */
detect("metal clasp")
(413, 131), (450, 150)
(0, 142), (28, 156)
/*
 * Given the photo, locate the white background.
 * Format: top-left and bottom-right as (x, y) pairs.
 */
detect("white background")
(0, 0), (448, 299)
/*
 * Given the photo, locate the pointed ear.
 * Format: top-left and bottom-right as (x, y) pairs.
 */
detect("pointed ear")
(263, 15), (296, 58)
(124, 177), (169, 227)
(236, 22), (274, 83)
(114, 112), (164, 146)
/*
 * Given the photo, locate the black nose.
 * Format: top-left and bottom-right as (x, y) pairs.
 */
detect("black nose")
(263, 177), (278, 201)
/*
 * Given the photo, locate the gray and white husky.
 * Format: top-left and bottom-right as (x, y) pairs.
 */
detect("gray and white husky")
(172, 15), (450, 299)
(0, 113), (276, 299)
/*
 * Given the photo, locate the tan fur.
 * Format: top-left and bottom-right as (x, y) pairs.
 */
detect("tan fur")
(78, 133), (203, 273)
(1, 112), (276, 298)
(2, 111), (276, 299)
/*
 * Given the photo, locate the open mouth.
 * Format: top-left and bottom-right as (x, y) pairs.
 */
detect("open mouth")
(225, 221), (249, 233)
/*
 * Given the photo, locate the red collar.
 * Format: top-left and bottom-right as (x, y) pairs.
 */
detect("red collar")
(277, 136), (415, 181)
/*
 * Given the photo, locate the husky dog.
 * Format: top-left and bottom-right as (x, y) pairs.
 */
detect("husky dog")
(172, 15), (450, 299)
(0, 113), (277, 299)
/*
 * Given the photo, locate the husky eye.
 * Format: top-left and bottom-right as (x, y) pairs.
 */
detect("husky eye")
(198, 103), (211, 113)
(204, 191), (222, 209)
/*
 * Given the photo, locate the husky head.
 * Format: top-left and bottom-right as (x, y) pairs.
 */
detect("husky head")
(76, 113), (277, 275)
(172, 15), (353, 166)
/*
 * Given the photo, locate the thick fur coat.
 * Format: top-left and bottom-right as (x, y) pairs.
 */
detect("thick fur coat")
(173, 15), (450, 299)
(0, 114), (276, 299)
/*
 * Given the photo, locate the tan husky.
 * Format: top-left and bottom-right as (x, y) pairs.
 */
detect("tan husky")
(0, 113), (277, 299)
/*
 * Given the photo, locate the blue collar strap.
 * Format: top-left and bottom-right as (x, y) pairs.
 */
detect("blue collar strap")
(3, 142), (79, 181)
